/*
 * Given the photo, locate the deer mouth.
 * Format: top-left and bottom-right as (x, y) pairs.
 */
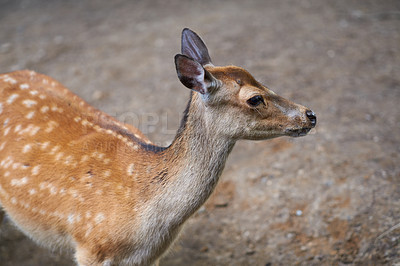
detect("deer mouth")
(285, 127), (312, 137)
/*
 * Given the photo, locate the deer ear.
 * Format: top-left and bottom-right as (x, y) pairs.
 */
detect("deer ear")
(175, 54), (217, 95)
(181, 28), (212, 66)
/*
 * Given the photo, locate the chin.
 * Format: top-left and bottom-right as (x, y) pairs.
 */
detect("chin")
(284, 127), (312, 137)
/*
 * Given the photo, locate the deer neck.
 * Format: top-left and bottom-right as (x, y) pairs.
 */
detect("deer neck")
(153, 93), (236, 223)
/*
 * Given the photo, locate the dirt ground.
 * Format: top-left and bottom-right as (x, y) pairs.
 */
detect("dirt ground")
(0, 0), (399, 265)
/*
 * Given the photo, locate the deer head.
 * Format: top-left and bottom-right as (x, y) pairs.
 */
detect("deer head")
(175, 28), (316, 141)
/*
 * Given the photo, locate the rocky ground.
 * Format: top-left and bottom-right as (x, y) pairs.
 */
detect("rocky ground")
(0, 0), (399, 265)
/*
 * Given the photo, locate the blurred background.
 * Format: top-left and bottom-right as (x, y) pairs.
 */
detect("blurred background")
(0, 0), (399, 265)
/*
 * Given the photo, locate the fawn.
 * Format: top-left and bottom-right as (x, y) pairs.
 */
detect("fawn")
(0, 28), (316, 265)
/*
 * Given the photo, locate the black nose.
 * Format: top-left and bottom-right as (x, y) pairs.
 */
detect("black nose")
(306, 110), (317, 127)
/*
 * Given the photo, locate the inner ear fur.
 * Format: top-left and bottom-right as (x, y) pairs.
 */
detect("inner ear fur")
(175, 54), (216, 95)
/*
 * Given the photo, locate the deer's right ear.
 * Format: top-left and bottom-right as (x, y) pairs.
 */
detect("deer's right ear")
(175, 54), (217, 95)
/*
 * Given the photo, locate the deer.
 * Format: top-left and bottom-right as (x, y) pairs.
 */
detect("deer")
(0, 28), (316, 265)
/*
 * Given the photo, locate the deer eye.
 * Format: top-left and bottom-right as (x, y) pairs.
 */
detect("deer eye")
(247, 95), (265, 107)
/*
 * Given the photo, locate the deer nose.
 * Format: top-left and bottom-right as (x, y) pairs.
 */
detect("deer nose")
(306, 110), (316, 127)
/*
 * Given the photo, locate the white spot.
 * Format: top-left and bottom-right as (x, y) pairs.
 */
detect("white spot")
(18, 124), (34, 135)
(95, 213), (105, 224)
(21, 201), (30, 209)
(22, 99), (37, 107)
(1, 156), (13, 168)
(39, 94), (46, 100)
(19, 83), (30, 90)
(74, 117), (81, 123)
(54, 211), (64, 219)
(11, 177), (28, 186)
(4, 171), (10, 177)
(50, 105), (63, 113)
(31, 165), (40, 175)
(85, 224), (93, 237)
(133, 145), (139, 151)
(92, 152), (105, 160)
(49, 145), (60, 155)
(7, 93), (19, 104)
(64, 155), (73, 165)
(23, 144), (32, 153)
(29, 90), (38, 95)
(69, 189), (78, 198)
(41, 141), (50, 150)
(39, 182), (48, 190)
(55, 152), (64, 161)
(29, 188), (37, 195)
(80, 155), (89, 163)
(42, 79), (49, 85)
(0, 184), (9, 198)
(127, 163), (135, 176)
(0, 102), (3, 114)
(104, 170), (111, 178)
(26, 111), (35, 119)
(50, 186), (57, 195)
(4, 77), (17, 84)
(67, 214), (75, 224)
(93, 125), (101, 132)
(30, 126), (40, 136)
(14, 124), (22, 133)
(40, 106), (49, 113)
(3, 127), (10, 136)
(11, 197), (17, 204)
(3, 118), (9, 128)
(45, 121), (59, 133)
(12, 162), (21, 169)
(0, 142), (6, 151)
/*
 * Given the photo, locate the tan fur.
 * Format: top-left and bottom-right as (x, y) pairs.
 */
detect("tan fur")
(0, 30), (315, 265)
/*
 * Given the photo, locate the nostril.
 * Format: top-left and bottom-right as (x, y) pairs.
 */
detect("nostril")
(306, 110), (317, 126)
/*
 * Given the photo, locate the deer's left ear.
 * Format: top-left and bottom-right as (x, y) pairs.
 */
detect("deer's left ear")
(175, 54), (218, 95)
(181, 28), (212, 66)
